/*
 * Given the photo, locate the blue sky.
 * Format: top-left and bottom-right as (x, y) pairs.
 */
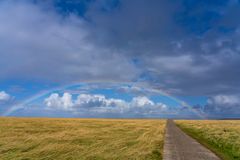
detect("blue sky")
(0, 0), (240, 119)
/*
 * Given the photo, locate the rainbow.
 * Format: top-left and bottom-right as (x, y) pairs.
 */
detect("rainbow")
(2, 82), (206, 119)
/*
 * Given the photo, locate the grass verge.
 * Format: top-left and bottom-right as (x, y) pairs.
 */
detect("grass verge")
(175, 120), (240, 160)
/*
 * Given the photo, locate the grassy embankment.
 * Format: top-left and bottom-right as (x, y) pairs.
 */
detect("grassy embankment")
(175, 120), (240, 160)
(0, 118), (166, 160)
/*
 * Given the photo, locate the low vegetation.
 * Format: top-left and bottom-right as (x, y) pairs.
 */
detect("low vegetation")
(175, 120), (240, 160)
(0, 118), (166, 160)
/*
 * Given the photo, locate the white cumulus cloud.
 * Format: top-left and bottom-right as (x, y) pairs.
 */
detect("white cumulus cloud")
(44, 93), (168, 116)
(207, 95), (240, 106)
(203, 94), (240, 117)
(44, 93), (74, 110)
(0, 91), (11, 102)
(131, 96), (154, 107)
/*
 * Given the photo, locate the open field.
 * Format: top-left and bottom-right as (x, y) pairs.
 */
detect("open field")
(0, 118), (166, 160)
(175, 120), (240, 160)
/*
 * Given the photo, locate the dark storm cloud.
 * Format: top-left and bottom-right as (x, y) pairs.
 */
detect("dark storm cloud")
(1, 0), (240, 102)
(0, 0), (139, 83)
(70, 0), (240, 97)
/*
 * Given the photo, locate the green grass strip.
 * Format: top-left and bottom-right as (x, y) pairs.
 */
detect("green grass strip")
(176, 124), (239, 160)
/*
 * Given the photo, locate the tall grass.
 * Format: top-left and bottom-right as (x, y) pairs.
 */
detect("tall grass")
(0, 118), (166, 160)
(175, 120), (240, 160)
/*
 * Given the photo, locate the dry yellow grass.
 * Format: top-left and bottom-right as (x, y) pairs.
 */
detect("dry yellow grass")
(0, 118), (166, 160)
(175, 120), (240, 160)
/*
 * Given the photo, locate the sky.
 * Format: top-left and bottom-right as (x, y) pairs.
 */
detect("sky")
(0, 0), (240, 119)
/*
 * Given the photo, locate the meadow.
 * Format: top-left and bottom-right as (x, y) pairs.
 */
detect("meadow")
(175, 120), (240, 160)
(0, 118), (166, 160)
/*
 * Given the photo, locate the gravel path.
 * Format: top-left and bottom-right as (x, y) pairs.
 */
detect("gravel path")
(163, 120), (221, 160)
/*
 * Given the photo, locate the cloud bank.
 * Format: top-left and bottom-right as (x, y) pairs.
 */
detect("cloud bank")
(0, 0), (139, 83)
(44, 92), (167, 117)
(1, 0), (239, 96)
(203, 95), (240, 118)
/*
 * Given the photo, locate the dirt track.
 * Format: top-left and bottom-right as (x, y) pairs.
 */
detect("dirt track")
(163, 120), (220, 160)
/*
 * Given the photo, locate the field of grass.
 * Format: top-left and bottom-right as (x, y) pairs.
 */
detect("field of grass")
(0, 118), (166, 160)
(175, 120), (240, 160)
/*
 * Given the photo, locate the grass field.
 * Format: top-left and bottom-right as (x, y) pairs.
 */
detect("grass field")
(0, 118), (166, 160)
(175, 120), (240, 160)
